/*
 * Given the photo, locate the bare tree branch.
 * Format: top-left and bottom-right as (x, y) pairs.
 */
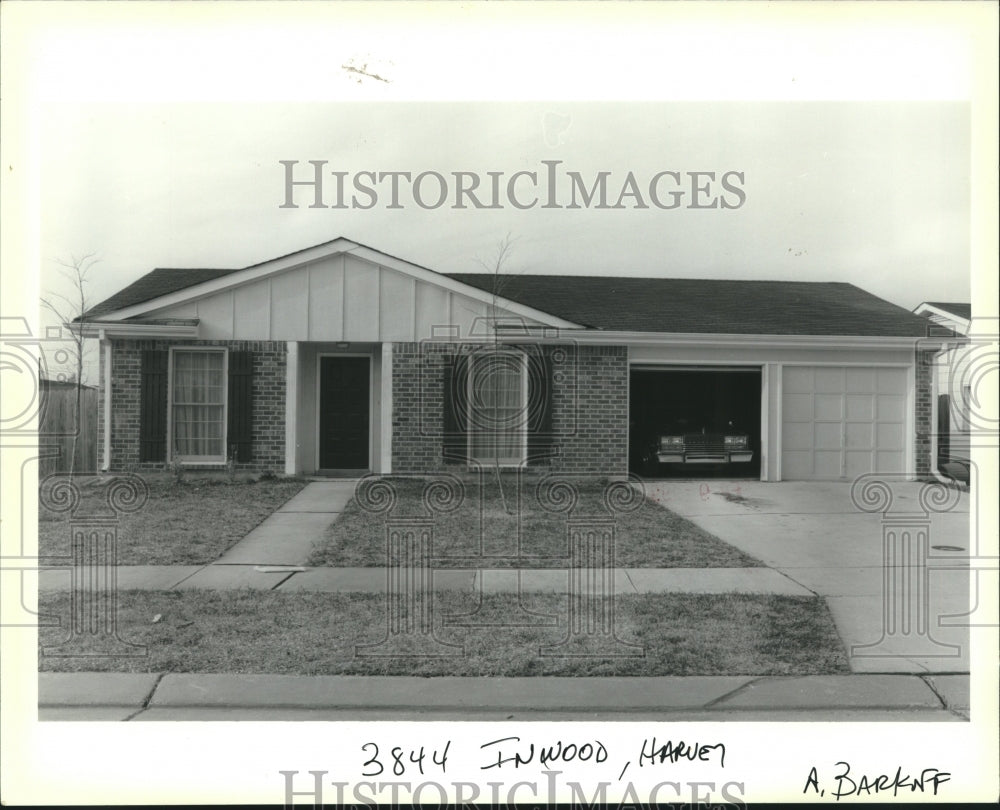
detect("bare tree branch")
(41, 253), (100, 476)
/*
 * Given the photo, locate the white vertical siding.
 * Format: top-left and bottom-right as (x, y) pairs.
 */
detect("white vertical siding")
(379, 270), (416, 341)
(147, 253), (538, 341)
(308, 256), (344, 341)
(415, 283), (451, 341)
(271, 269), (309, 341)
(343, 255), (381, 341)
(233, 281), (270, 337)
(196, 292), (235, 339)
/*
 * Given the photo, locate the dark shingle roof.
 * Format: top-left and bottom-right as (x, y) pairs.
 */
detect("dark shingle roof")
(446, 274), (939, 337)
(81, 247), (941, 338)
(82, 267), (241, 320)
(920, 302), (971, 320)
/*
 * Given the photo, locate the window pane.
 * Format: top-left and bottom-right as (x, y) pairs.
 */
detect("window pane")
(173, 352), (224, 405)
(172, 351), (225, 458)
(469, 352), (525, 463)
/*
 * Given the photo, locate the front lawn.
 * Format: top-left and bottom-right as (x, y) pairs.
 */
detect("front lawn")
(308, 477), (762, 569)
(39, 477), (307, 565)
(38, 589), (848, 676)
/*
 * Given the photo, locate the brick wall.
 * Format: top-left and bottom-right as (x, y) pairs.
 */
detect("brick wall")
(101, 339), (286, 474)
(553, 344), (629, 474)
(915, 348), (935, 478)
(391, 342), (629, 476)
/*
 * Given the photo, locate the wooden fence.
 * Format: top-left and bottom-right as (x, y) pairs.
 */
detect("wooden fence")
(38, 381), (98, 476)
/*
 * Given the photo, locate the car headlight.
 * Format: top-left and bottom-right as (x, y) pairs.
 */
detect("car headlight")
(659, 436), (685, 449)
(724, 435), (748, 448)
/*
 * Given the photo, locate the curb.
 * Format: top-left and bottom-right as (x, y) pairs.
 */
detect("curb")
(38, 672), (970, 719)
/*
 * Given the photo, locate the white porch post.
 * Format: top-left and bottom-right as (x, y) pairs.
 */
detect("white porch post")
(380, 342), (393, 474)
(759, 362), (769, 482)
(285, 341), (299, 475)
(101, 337), (112, 471)
(769, 363), (783, 482)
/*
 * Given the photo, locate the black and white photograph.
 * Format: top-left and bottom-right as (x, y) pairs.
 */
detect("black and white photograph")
(1, 1), (997, 806)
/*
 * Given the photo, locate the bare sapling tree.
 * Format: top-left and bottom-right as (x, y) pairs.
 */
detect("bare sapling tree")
(474, 234), (523, 510)
(40, 253), (98, 478)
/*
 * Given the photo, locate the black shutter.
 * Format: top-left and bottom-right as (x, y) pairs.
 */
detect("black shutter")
(227, 351), (254, 463)
(937, 393), (950, 465)
(527, 349), (554, 465)
(139, 350), (168, 462)
(442, 353), (469, 463)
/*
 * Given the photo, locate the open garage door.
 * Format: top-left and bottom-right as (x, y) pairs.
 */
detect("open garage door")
(781, 366), (907, 480)
(629, 366), (762, 478)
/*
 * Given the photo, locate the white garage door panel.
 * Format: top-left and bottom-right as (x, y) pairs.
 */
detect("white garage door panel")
(782, 452), (812, 480)
(845, 367), (876, 391)
(781, 365), (908, 480)
(876, 423), (904, 450)
(815, 422), (843, 448)
(846, 395), (874, 420)
(783, 367), (814, 391)
(845, 422), (873, 447)
(815, 395), (844, 420)
(784, 393), (814, 420)
(845, 450), (874, 479)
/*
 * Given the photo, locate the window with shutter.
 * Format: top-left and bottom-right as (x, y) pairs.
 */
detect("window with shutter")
(526, 350), (554, 465)
(169, 348), (227, 462)
(140, 350), (168, 462)
(466, 348), (528, 467)
(227, 351), (253, 463)
(442, 353), (469, 463)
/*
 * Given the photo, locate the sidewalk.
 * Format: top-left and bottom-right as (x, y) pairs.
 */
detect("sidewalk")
(38, 564), (812, 595)
(38, 671), (971, 722)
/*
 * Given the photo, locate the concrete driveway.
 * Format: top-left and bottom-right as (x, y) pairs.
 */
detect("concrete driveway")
(641, 479), (973, 675)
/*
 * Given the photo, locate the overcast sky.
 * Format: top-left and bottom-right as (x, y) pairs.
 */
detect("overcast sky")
(40, 101), (969, 320)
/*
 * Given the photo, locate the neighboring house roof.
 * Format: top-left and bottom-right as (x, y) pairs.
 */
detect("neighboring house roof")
(912, 301), (971, 337)
(448, 274), (939, 337)
(81, 238), (942, 338)
(920, 302), (971, 320)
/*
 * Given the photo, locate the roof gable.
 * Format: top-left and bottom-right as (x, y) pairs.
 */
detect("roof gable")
(81, 238), (579, 332)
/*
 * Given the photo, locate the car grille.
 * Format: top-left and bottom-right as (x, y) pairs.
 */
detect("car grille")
(684, 434), (725, 454)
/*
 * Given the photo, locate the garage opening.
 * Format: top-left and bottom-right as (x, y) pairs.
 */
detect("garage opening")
(629, 366), (762, 478)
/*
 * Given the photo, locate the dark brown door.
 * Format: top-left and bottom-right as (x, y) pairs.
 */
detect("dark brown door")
(319, 356), (370, 469)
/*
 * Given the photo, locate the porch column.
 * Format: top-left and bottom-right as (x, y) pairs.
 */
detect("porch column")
(101, 337), (112, 471)
(769, 363), (783, 481)
(284, 341), (298, 475)
(762, 362), (780, 482)
(380, 342), (393, 474)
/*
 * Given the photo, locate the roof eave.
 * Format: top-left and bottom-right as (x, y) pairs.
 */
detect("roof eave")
(71, 320), (201, 339)
(497, 328), (953, 350)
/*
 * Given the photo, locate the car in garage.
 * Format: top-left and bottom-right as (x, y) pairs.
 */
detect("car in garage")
(641, 416), (754, 472)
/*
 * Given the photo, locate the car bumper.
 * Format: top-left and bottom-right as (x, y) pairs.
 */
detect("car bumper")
(656, 452), (754, 464)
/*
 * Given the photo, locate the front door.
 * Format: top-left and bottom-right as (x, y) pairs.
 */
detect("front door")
(318, 356), (370, 470)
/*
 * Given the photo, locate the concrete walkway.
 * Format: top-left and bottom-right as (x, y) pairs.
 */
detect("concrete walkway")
(38, 671), (971, 722)
(211, 480), (355, 566)
(39, 564), (813, 595)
